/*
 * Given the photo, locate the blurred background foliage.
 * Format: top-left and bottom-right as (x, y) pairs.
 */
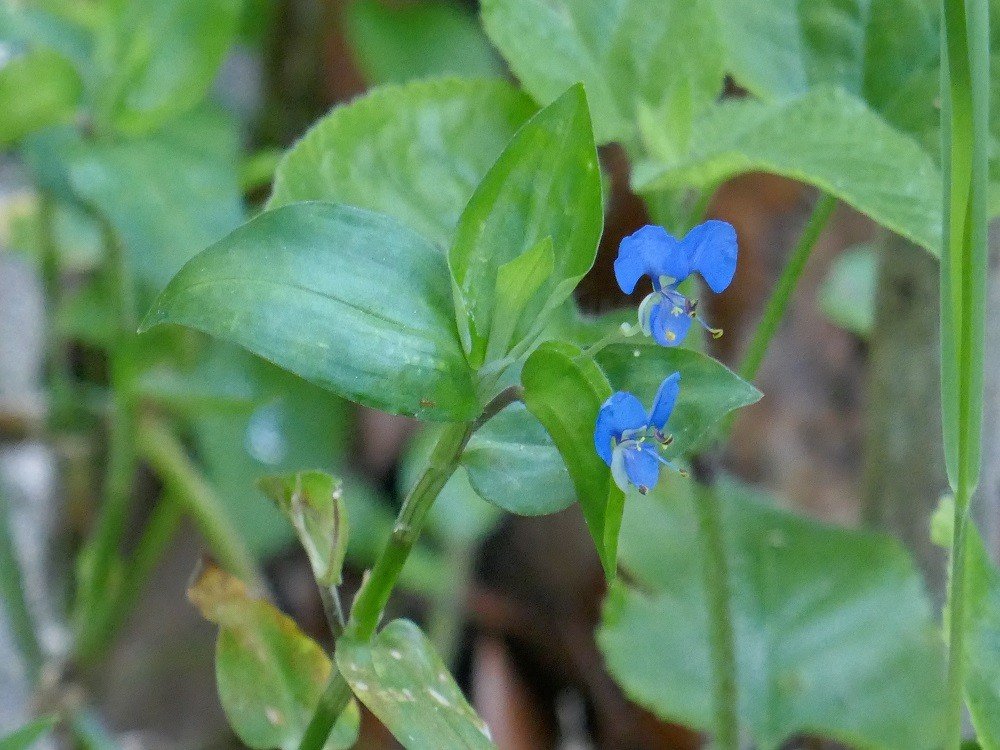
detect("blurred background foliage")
(0, 0), (997, 748)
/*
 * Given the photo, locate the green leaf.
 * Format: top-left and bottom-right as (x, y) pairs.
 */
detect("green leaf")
(336, 619), (495, 749)
(484, 237), (555, 364)
(0, 716), (57, 750)
(142, 201), (479, 421)
(404, 401), (574, 526)
(258, 471), (349, 586)
(0, 49), (81, 145)
(713, 0), (939, 115)
(481, 0), (725, 146)
(634, 87), (943, 254)
(268, 78), (537, 247)
(189, 563), (360, 750)
(462, 403), (575, 516)
(521, 341), (622, 579)
(449, 85), (602, 366)
(599, 479), (947, 749)
(344, 0), (502, 85)
(96, 0), (242, 133)
(593, 340), (761, 454)
(817, 243), (878, 338)
(67, 127), (244, 292)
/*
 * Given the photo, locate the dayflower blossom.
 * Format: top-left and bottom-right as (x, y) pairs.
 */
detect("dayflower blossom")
(614, 220), (738, 347)
(594, 373), (681, 494)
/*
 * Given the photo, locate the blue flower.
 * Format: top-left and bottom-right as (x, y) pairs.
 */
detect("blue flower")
(614, 220), (738, 347)
(594, 373), (681, 494)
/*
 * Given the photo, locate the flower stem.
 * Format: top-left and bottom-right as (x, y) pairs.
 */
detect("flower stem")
(737, 193), (837, 383)
(693, 458), (739, 750)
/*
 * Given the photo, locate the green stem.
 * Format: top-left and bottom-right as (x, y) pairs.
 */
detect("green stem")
(297, 672), (354, 750)
(75, 385), (137, 660)
(38, 193), (74, 420)
(946, 481), (971, 748)
(103, 491), (183, 643)
(137, 417), (265, 594)
(298, 386), (523, 750)
(346, 420), (476, 640)
(0, 484), (43, 679)
(693, 462), (739, 750)
(939, 0), (989, 745)
(738, 193), (837, 383)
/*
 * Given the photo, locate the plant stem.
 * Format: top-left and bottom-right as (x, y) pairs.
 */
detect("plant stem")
(946, 480), (971, 747)
(0, 484), (43, 679)
(940, 0), (989, 744)
(693, 459), (739, 750)
(137, 417), (265, 594)
(737, 193), (837, 383)
(298, 386), (523, 750)
(297, 671), (354, 750)
(346, 420), (476, 640)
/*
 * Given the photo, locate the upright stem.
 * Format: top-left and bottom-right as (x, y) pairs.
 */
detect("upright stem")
(939, 0), (989, 746)
(0, 484), (43, 679)
(298, 386), (522, 750)
(346, 420), (476, 640)
(693, 459), (739, 750)
(137, 417), (265, 593)
(946, 480), (971, 747)
(738, 193), (837, 383)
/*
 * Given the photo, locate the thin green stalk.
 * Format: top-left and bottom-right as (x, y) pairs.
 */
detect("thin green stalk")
(137, 417), (266, 594)
(74, 218), (141, 659)
(693, 462), (739, 750)
(0, 484), (43, 679)
(38, 193), (74, 419)
(74, 385), (137, 660)
(298, 386), (523, 750)
(738, 193), (837, 383)
(346, 420), (476, 641)
(94, 491), (183, 650)
(940, 0), (989, 746)
(297, 671), (354, 750)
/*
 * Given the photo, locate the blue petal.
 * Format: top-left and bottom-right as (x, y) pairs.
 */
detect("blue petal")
(650, 298), (693, 347)
(623, 443), (661, 492)
(681, 219), (738, 293)
(648, 372), (681, 430)
(615, 225), (687, 294)
(594, 391), (647, 465)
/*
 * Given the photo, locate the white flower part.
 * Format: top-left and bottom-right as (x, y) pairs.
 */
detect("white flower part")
(637, 292), (660, 336)
(610, 442), (633, 493)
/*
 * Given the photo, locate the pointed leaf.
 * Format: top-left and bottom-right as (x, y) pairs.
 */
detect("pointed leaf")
(142, 202), (479, 421)
(593, 340), (761, 454)
(449, 85), (602, 365)
(268, 78), (537, 247)
(520, 340), (622, 578)
(336, 619), (495, 749)
(634, 87), (942, 253)
(258, 471), (349, 586)
(189, 563), (360, 750)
